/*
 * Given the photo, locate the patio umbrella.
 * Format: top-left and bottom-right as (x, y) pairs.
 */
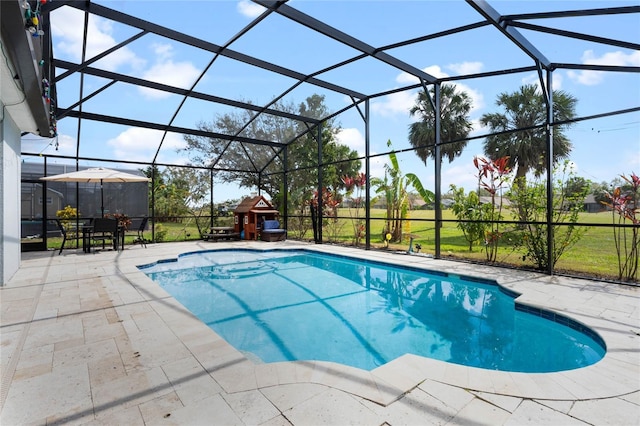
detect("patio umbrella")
(40, 167), (150, 217)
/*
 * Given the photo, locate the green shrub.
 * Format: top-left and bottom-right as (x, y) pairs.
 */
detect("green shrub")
(154, 223), (168, 242)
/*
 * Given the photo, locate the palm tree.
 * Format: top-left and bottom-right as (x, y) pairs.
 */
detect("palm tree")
(408, 84), (474, 165)
(480, 84), (577, 186)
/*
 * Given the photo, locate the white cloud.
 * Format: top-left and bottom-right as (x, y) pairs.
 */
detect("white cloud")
(139, 43), (202, 99)
(456, 83), (484, 113)
(375, 65), (483, 118)
(371, 90), (417, 117)
(22, 133), (76, 157)
(366, 153), (387, 180)
(448, 61), (483, 75)
(443, 164), (478, 190)
(522, 73), (563, 91)
(51, 8), (143, 72)
(567, 69), (602, 86)
(107, 128), (186, 163)
(336, 128), (365, 153)
(334, 128), (386, 178)
(237, 0), (266, 18)
(372, 84), (484, 120)
(151, 43), (174, 62)
(396, 65), (448, 85)
(567, 50), (640, 86)
(51, 8), (200, 99)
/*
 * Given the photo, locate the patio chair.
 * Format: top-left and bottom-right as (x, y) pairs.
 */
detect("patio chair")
(91, 218), (118, 251)
(132, 217), (149, 248)
(53, 219), (70, 255)
(53, 218), (89, 254)
(261, 219), (286, 242)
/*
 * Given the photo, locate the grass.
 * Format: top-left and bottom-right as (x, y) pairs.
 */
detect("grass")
(43, 209), (634, 282)
(299, 209), (629, 281)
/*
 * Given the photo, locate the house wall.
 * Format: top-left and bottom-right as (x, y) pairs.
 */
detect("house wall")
(1, 106), (22, 285)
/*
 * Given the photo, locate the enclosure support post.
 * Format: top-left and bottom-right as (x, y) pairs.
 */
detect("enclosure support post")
(257, 173), (261, 196)
(317, 123), (323, 244)
(365, 99), (371, 250)
(43, 158), (48, 248)
(283, 146), (288, 230)
(151, 167), (156, 242)
(75, 160), (80, 246)
(545, 70), (555, 275)
(434, 83), (442, 259)
(209, 169), (214, 228)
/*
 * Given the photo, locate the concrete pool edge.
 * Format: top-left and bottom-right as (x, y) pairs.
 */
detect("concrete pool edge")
(124, 241), (639, 404)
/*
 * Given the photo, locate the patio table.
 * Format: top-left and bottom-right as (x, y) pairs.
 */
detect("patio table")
(82, 225), (93, 253)
(82, 224), (125, 252)
(203, 226), (240, 241)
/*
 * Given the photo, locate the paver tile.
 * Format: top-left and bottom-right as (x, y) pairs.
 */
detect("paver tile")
(222, 389), (281, 425)
(23, 317), (84, 349)
(90, 405), (145, 426)
(261, 383), (329, 412)
(154, 393), (244, 425)
(54, 338), (119, 369)
(369, 385), (456, 426)
(419, 379), (475, 412)
(450, 397), (512, 425)
(2, 242), (639, 426)
(282, 387), (381, 426)
(137, 391), (184, 424)
(1, 364), (91, 425)
(90, 366), (173, 415)
(255, 363), (280, 388)
(570, 396), (640, 425)
(505, 400), (589, 425)
(472, 391), (522, 413)
(161, 356), (223, 404)
(533, 399), (574, 414)
(259, 414), (294, 426)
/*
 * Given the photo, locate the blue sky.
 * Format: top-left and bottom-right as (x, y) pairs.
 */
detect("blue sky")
(23, 0), (640, 202)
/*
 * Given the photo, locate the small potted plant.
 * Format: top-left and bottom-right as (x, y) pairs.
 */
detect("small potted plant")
(106, 213), (131, 230)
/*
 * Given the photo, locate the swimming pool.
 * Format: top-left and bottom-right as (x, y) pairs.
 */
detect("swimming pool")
(140, 249), (606, 372)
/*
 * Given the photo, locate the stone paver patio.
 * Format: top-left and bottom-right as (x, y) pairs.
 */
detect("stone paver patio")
(1, 240), (639, 425)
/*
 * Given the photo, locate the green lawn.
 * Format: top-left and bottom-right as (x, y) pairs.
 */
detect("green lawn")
(296, 209), (629, 281)
(45, 209), (633, 282)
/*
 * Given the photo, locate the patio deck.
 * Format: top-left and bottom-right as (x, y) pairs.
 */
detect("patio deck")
(1, 241), (638, 425)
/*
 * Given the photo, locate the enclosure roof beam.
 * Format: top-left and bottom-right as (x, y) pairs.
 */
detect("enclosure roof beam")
(61, 110), (286, 148)
(509, 21), (640, 51)
(54, 30), (148, 83)
(255, 0), (439, 84)
(501, 5), (640, 21)
(466, 0), (551, 69)
(54, 60), (320, 124)
(48, 1), (365, 100)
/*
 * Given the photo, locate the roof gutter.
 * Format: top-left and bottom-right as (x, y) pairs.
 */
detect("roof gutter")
(0, 0), (51, 136)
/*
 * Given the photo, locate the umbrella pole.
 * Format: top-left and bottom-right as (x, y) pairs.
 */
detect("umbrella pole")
(101, 179), (104, 218)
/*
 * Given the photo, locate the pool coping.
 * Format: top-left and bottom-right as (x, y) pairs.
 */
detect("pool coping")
(123, 241), (639, 406)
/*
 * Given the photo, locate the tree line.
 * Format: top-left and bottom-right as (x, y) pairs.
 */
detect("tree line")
(140, 85), (636, 280)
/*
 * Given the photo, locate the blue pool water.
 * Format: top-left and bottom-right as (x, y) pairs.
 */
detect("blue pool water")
(140, 249), (606, 372)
